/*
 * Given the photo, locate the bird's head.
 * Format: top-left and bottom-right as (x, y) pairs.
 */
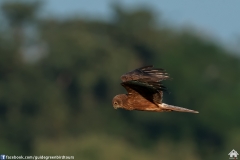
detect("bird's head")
(112, 94), (127, 109)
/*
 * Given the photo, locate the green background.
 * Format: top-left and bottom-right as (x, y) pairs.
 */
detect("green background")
(0, 1), (239, 160)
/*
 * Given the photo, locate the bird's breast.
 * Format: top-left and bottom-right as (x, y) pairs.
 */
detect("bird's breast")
(125, 97), (159, 111)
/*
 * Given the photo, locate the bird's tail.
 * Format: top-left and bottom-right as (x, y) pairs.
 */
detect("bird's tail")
(159, 103), (199, 113)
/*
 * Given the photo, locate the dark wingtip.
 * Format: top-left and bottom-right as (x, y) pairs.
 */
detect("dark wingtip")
(140, 65), (166, 71)
(139, 65), (154, 70)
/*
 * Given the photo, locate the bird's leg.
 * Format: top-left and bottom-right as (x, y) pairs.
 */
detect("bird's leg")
(129, 106), (134, 110)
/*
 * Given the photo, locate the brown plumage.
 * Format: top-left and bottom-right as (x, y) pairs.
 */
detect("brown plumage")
(112, 65), (199, 113)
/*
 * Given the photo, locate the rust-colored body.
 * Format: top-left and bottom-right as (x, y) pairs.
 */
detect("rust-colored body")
(112, 65), (199, 113)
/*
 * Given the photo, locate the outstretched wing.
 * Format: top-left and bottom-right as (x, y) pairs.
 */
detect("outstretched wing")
(121, 65), (170, 104)
(121, 81), (163, 105)
(121, 65), (169, 82)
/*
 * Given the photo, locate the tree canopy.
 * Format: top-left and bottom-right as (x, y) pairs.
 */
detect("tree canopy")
(0, 2), (239, 160)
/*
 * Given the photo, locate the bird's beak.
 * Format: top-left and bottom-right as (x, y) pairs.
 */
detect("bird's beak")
(113, 105), (120, 109)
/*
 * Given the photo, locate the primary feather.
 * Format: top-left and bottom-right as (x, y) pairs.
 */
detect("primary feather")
(112, 65), (199, 113)
(121, 65), (169, 92)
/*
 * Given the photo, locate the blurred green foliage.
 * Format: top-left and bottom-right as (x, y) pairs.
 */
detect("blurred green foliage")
(0, 1), (240, 160)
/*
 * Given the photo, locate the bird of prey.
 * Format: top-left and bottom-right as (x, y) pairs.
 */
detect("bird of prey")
(112, 65), (199, 113)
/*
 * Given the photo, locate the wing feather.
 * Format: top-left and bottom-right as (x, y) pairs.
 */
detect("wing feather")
(121, 81), (163, 105)
(117, 66), (199, 113)
(121, 65), (170, 84)
(120, 65), (170, 105)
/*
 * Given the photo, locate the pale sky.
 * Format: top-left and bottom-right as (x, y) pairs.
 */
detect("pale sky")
(2, 0), (240, 52)
(41, 0), (240, 52)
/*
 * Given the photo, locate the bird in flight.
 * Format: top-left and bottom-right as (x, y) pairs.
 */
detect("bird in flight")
(112, 65), (199, 113)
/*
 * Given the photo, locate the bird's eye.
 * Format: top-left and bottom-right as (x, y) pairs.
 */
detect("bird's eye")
(114, 102), (118, 105)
